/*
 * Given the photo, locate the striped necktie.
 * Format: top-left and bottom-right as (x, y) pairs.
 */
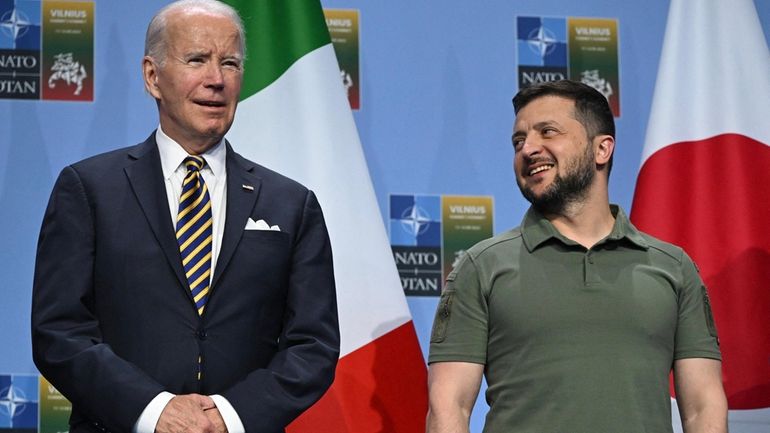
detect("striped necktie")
(176, 156), (213, 316)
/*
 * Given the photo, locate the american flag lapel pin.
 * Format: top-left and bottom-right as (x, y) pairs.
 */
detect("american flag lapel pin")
(242, 184), (254, 191)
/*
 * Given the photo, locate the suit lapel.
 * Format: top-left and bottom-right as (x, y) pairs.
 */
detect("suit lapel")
(211, 143), (261, 289)
(124, 134), (190, 293)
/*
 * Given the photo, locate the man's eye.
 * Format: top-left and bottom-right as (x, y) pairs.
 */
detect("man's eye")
(222, 60), (242, 70)
(542, 128), (557, 136)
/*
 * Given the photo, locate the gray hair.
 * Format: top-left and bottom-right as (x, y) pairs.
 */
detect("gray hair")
(144, 0), (246, 65)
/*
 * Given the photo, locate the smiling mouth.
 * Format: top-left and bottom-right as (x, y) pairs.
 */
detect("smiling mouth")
(528, 164), (554, 176)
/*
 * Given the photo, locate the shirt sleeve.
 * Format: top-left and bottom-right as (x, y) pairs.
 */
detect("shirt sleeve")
(673, 252), (722, 360)
(132, 393), (245, 433)
(210, 394), (245, 433)
(428, 254), (488, 364)
(133, 392), (174, 433)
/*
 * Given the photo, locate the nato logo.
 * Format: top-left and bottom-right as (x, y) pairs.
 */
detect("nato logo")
(390, 195), (443, 296)
(0, 374), (38, 431)
(517, 16), (568, 89)
(0, 0), (41, 50)
(0, 0), (41, 99)
(390, 195), (441, 247)
(517, 16), (567, 67)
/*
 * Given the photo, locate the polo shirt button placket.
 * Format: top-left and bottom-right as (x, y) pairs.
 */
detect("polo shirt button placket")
(584, 250), (597, 286)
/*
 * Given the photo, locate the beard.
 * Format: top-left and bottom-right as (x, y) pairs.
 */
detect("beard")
(517, 142), (595, 215)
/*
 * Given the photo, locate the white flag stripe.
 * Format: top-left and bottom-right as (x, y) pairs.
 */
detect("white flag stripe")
(228, 44), (411, 357)
(641, 0), (770, 166)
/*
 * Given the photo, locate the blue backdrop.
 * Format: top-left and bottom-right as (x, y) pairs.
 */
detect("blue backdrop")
(1, 1), (768, 431)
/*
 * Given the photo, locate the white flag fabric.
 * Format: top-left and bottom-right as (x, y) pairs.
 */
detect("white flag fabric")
(223, 1), (428, 431)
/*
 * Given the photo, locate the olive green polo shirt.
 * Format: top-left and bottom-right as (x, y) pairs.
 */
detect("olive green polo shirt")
(429, 205), (720, 433)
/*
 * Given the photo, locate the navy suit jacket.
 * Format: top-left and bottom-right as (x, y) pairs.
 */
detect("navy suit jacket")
(32, 134), (340, 433)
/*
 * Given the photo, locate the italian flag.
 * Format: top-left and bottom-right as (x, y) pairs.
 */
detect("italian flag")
(631, 0), (770, 417)
(222, 1), (428, 431)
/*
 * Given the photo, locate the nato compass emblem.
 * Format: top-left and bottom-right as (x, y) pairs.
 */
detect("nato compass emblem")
(390, 195), (441, 247)
(0, 7), (31, 42)
(399, 204), (432, 238)
(0, 0), (41, 50)
(0, 374), (38, 429)
(517, 17), (567, 67)
(526, 25), (559, 59)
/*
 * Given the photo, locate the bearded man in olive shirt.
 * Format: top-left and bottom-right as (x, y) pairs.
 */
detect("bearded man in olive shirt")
(426, 80), (727, 433)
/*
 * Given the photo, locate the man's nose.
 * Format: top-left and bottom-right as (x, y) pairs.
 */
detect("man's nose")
(520, 135), (543, 157)
(204, 63), (225, 88)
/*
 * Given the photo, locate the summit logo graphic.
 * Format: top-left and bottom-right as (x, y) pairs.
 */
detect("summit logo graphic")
(516, 15), (621, 117)
(0, 0), (41, 99)
(390, 194), (494, 296)
(0, 0), (93, 101)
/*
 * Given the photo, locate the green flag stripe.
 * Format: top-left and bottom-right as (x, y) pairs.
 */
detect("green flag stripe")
(223, 0), (332, 100)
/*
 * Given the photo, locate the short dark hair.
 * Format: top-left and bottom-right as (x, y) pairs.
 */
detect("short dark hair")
(512, 80), (615, 173)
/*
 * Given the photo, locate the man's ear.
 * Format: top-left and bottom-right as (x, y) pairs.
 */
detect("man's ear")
(142, 56), (161, 99)
(595, 135), (614, 166)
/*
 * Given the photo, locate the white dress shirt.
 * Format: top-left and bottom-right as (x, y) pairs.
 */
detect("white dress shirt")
(132, 127), (245, 433)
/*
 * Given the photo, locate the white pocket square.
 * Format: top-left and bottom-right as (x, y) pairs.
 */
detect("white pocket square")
(245, 218), (280, 231)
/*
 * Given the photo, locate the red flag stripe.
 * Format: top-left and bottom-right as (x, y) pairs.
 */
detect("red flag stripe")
(287, 321), (428, 432)
(631, 133), (770, 408)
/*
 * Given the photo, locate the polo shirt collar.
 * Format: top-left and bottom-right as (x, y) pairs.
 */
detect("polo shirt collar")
(605, 205), (648, 249)
(520, 204), (649, 252)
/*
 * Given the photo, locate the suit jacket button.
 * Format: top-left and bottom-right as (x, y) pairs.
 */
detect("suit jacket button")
(197, 329), (207, 340)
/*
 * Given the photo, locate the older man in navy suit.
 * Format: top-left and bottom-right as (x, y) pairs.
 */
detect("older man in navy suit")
(31, 1), (339, 432)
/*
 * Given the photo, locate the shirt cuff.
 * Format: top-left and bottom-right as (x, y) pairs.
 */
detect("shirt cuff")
(133, 391), (175, 433)
(210, 394), (245, 433)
